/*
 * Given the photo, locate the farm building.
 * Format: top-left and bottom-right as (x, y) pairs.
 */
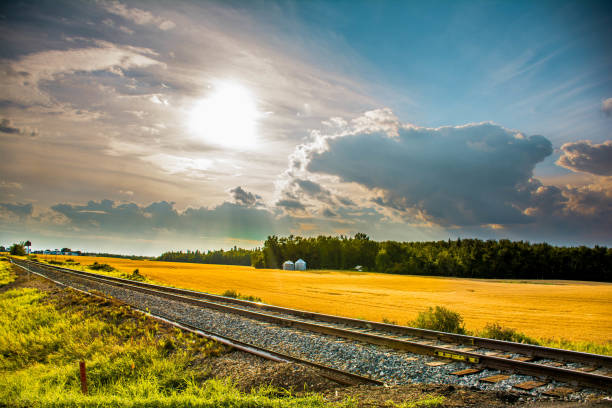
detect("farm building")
(295, 258), (307, 270)
(282, 260), (294, 270)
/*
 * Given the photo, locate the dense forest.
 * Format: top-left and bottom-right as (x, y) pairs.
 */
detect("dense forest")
(81, 252), (152, 260)
(257, 234), (611, 282)
(157, 247), (256, 266)
(156, 234), (611, 282)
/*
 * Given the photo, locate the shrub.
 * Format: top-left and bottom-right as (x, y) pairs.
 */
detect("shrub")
(87, 262), (116, 272)
(9, 244), (26, 256)
(121, 269), (146, 282)
(479, 322), (538, 344)
(221, 289), (262, 303)
(412, 306), (466, 334)
(47, 260), (65, 265)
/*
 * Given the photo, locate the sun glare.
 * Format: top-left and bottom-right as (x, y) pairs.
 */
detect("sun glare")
(188, 82), (259, 149)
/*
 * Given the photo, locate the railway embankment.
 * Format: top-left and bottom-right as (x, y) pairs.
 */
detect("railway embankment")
(3, 257), (611, 406)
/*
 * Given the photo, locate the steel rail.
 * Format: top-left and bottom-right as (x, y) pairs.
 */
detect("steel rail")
(13, 258), (612, 391)
(9, 259), (383, 387)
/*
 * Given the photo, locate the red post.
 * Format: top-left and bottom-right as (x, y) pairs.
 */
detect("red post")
(79, 361), (88, 395)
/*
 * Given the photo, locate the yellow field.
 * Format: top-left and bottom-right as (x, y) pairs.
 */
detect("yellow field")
(35, 254), (612, 344)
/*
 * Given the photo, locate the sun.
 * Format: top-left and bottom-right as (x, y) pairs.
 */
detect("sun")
(188, 82), (259, 149)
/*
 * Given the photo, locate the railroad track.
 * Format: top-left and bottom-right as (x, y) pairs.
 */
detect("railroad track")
(11, 258), (612, 394)
(9, 258), (381, 387)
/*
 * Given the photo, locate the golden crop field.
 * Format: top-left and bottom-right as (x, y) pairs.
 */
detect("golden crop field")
(35, 254), (612, 344)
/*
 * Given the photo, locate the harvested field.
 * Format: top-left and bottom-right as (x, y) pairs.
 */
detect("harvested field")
(34, 254), (612, 344)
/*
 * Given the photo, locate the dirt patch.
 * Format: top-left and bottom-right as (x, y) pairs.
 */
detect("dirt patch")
(207, 351), (340, 393)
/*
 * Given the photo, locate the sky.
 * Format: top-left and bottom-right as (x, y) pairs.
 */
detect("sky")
(0, 0), (611, 255)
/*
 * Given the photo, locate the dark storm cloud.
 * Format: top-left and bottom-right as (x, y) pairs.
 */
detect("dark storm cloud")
(557, 140), (612, 176)
(307, 122), (552, 226)
(0, 202), (33, 218)
(337, 196), (356, 206)
(230, 186), (261, 207)
(322, 208), (337, 217)
(276, 199), (306, 211)
(0, 119), (19, 134)
(0, 118), (37, 136)
(50, 199), (281, 240)
(293, 178), (334, 204)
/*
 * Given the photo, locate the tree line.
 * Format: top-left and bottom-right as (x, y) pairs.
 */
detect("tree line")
(6, 235), (612, 281)
(256, 234), (611, 282)
(157, 246), (256, 266)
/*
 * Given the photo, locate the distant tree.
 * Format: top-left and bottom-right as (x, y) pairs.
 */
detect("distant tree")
(0, 245), (6, 252)
(10, 243), (26, 256)
(354, 232), (370, 241)
(24, 240), (31, 254)
(251, 252), (265, 268)
(61, 247), (71, 253)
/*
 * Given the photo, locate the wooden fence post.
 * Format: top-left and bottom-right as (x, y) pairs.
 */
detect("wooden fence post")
(79, 361), (88, 395)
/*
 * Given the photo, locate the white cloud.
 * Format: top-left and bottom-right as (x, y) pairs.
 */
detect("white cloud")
(1, 41), (161, 106)
(557, 140), (612, 176)
(602, 98), (612, 117)
(100, 1), (176, 31)
(149, 94), (169, 105)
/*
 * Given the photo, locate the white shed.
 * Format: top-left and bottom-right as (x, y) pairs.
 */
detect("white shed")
(295, 258), (307, 271)
(282, 260), (294, 270)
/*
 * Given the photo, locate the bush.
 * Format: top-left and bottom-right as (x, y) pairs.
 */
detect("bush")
(121, 269), (146, 282)
(479, 323), (538, 344)
(412, 306), (466, 334)
(221, 289), (262, 303)
(9, 244), (26, 256)
(87, 262), (116, 272)
(47, 260), (65, 265)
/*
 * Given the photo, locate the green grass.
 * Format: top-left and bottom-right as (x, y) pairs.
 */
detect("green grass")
(0, 258), (15, 286)
(0, 288), (346, 407)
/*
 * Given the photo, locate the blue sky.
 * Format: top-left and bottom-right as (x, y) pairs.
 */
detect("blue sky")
(0, 0), (611, 254)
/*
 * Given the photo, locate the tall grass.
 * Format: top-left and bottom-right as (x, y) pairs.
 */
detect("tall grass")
(0, 288), (339, 407)
(0, 258), (15, 286)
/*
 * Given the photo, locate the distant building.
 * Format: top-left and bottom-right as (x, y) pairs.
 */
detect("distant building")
(295, 258), (307, 271)
(354, 265), (363, 271)
(282, 260), (294, 270)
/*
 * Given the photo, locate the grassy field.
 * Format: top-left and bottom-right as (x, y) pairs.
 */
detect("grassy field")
(0, 257), (16, 286)
(0, 286), (345, 407)
(33, 254), (612, 345)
